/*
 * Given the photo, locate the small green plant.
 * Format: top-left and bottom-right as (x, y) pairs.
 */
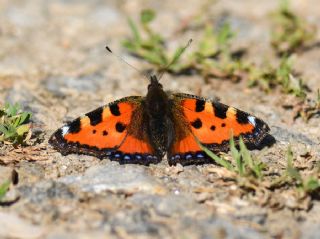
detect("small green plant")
(123, 9), (246, 80)
(199, 142), (233, 171)
(232, 136), (265, 180)
(248, 56), (308, 98)
(0, 102), (32, 145)
(271, 0), (316, 55)
(200, 135), (265, 180)
(285, 146), (320, 194)
(122, 9), (188, 72)
(123, 9), (311, 101)
(0, 181), (10, 201)
(189, 23), (246, 80)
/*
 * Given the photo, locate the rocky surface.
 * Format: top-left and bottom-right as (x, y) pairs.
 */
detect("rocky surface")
(0, 0), (320, 238)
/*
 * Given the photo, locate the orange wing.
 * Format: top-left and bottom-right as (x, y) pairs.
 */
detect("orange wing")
(168, 93), (270, 165)
(49, 96), (159, 165)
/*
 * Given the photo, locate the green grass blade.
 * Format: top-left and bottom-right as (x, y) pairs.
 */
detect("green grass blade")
(286, 146), (302, 182)
(304, 178), (320, 192)
(0, 181), (10, 201)
(239, 137), (253, 167)
(197, 141), (233, 171)
(16, 124), (30, 136)
(18, 112), (31, 125)
(0, 124), (9, 134)
(217, 23), (234, 47)
(5, 103), (19, 117)
(127, 18), (141, 43)
(140, 9), (155, 24)
(229, 135), (243, 175)
(169, 40), (192, 67)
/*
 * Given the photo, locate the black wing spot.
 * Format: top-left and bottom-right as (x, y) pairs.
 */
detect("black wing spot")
(221, 123), (226, 127)
(86, 107), (103, 126)
(195, 100), (205, 112)
(191, 118), (202, 129)
(110, 104), (121, 116)
(92, 130), (96, 134)
(115, 122), (126, 133)
(102, 130), (108, 136)
(68, 118), (81, 133)
(236, 110), (249, 124)
(210, 125), (216, 131)
(213, 102), (227, 119)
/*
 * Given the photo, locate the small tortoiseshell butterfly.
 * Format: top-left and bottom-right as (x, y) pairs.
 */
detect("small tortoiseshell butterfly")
(49, 75), (270, 166)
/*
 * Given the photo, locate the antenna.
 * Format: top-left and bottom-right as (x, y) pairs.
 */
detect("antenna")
(105, 46), (150, 80)
(157, 38), (192, 81)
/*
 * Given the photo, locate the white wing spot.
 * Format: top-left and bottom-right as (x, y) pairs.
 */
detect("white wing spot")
(248, 116), (256, 126)
(61, 126), (69, 136)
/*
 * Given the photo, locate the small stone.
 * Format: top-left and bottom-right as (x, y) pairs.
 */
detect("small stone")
(0, 212), (45, 238)
(165, 164), (184, 175)
(59, 163), (166, 195)
(271, 126), (316, 146)
(195, 192), (212, 203)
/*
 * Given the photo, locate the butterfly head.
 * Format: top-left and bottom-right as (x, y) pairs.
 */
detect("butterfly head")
(148, 75), (163, 90)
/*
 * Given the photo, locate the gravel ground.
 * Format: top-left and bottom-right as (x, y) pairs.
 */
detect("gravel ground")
(0, 0), (319, 238)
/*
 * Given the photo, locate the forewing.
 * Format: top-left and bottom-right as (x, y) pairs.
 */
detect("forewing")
(168, 93), (270, 165)
(49, 96), (160, 165)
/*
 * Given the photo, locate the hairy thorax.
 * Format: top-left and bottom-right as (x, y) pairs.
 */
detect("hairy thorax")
(145, 86), (174, 155)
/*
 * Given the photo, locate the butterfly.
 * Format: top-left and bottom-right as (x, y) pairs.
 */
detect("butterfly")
(49, 75), (270, 166)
